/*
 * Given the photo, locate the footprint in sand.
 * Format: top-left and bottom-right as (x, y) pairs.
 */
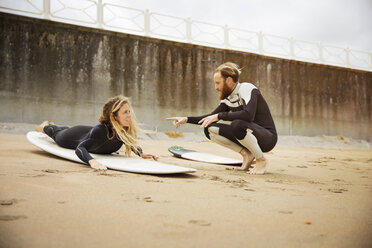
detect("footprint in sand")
(227, 179), (249, 188)
(308, 157), (335, 166)
(1, 200), (15, 206)
(244, 188), (256, 191)
(0, 199), (20, 206)
(145, 179), (164, 183)
(328, 188), (348, 193)
(209, 175), (224, 182)
(296, 165), (308, 168)
(0, 215), (27, 221)
(265, 179), (284, 184)
(97, 172), (122, 177)
(42, 169), (59, 173)
(143, 197), (153, 202)
(189, 220), (211, 226)
(20, 174), (47, 178)
(323, 157), (336, 160)
(307, 181), (324, 185)
(308, 161), (327, 167)
(278, 210), (293, 214)
(333, 179), (345, 182)
(342, 158), (355, 162)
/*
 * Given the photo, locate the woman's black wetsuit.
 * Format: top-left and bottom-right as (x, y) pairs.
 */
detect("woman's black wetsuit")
(44, 123), (142, 165)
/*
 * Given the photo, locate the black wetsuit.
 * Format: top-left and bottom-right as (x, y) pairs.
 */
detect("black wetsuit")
(187, 82), (277, 152)
(44, 123), (142, 164)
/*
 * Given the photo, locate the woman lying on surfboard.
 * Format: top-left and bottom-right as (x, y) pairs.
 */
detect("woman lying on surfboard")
(35, 95), (157, 171)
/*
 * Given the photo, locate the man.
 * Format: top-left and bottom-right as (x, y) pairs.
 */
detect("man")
(167, 62), (277, 174)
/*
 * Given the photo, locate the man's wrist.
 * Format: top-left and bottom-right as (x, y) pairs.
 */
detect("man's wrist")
(218, 112), (227, 120)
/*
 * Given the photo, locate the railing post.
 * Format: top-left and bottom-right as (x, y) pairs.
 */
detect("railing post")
(289, 37), (295, 59)
(186, 17), (192, 43)
(224, 25), (229, 49)
(97, 0), (103, 29)
(345, 47), (350, 68)
(144, 9), (150, 36)
(43, 0), (50, 19)
(258, 31), (263, 54)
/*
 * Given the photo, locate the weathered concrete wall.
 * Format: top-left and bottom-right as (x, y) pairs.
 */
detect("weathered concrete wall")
(1, 13), (371, 140)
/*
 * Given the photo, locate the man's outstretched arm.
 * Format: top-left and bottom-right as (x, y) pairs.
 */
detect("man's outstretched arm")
(186, 103), (229, 124)
(167, 103), (228, 128)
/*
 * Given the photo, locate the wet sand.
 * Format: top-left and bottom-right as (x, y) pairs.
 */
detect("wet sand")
(0, 132), (371, 248)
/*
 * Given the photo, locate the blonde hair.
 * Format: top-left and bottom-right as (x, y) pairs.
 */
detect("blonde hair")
(215, 62), (242, 83)
(99, 95), (140, 156)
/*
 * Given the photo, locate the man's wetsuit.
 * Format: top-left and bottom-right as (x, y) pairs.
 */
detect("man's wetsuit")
(44, 123), (142, 164)
(187, 82), (277, 153)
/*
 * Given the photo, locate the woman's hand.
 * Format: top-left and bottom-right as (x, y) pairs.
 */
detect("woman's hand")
(166, 117), (187, 128)
(141, 153), (158, 161)
(198, 114), (219, 128)
(89, 159), (107, 171)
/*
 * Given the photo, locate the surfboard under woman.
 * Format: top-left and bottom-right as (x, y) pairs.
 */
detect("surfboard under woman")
(35, 95), (157, 171)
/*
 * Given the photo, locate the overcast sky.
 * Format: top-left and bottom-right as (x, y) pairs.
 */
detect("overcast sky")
(116, 0), (372, 52)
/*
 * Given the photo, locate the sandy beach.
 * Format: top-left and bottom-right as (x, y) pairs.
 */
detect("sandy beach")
(0, 129), (372, 248)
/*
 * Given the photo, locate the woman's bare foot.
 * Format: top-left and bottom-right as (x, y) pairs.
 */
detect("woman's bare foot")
(89, 159), (107, 171)
(35, 121), (54, 133)
(238, 148), (255, 171)
(248, 156), (267, 175)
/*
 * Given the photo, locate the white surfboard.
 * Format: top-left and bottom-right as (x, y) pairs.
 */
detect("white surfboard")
(168, 146), (242, 165)
(27, 131), (196, 174)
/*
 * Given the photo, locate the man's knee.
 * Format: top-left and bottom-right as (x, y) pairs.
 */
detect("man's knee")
(203, 126), (211, 140)
(231, 120), (250, 140)
(204, 125), (219, 140)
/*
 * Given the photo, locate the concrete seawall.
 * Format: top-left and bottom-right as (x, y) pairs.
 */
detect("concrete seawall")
(1, 13), (371, 140)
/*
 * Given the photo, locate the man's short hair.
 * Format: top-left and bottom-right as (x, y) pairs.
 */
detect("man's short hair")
(215, 62), (241, 83)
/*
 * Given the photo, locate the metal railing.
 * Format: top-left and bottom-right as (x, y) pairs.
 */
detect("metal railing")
(1, 0), (371, 71)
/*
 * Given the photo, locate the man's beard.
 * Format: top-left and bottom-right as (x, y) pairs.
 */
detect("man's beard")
(219, 81), (234, 100)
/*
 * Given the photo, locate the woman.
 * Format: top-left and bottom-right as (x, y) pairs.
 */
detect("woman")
(35, 95), (157, 171)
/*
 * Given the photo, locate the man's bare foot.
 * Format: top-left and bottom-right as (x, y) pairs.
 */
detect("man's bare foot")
(248, 156), (267, 175)
(35, 121), (53, 133)
(238, 148), (255, 171)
